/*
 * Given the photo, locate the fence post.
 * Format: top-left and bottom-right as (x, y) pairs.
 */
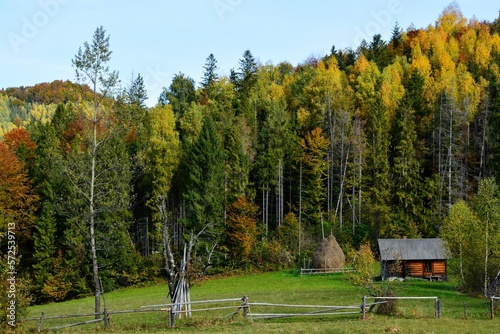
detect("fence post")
(491, 298), (495, 320)
(242, 295), (249, 319)
(362, 296), (366, 320)
(104, 307), (109, 331)
(435, 298), (441, 318)
(37, 311), (44, 333)
(168, 307), (175, 328)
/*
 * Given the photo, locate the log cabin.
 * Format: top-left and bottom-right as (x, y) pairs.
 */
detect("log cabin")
(378, 238), (450, 281)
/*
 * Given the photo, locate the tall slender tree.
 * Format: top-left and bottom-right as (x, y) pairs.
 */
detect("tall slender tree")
(71, 26), (126, 318)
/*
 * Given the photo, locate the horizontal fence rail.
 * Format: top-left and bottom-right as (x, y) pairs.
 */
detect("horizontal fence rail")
(300, 267), (356, 275)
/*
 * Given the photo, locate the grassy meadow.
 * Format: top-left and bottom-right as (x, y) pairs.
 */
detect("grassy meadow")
(15, 270), (499, 333)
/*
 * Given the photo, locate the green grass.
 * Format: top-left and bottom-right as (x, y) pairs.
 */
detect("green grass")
(15, 270), (499, 333)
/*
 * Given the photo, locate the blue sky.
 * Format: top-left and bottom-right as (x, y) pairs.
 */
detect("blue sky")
(1, 0), (499, 106)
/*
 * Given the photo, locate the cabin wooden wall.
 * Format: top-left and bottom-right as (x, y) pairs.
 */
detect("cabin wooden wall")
(405, 261), (423, 277)
(432, 260), (446, 276)
(382, 260), (447, 279)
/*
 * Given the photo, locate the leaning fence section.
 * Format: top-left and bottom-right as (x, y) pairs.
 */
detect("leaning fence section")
(24, 309), (111, 333)
(362, 296), (441, 320)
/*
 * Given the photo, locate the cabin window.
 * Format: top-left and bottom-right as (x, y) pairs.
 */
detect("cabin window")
(424, 261), (432, 272)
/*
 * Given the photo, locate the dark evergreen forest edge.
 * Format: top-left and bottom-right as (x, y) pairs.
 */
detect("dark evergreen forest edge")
(1, 4), (500, 312)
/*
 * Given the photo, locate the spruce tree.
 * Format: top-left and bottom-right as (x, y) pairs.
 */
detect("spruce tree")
(201, 53), (219, 93)
(184, 116), (225, 259)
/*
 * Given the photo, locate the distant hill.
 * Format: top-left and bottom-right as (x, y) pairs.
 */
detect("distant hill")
(0, 80), (96, 137)
(0, 80), (90, 105)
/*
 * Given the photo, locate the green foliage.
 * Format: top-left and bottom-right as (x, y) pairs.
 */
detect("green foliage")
(346, 242), (377, 290)
(158, 72), (196, 119)
(443, 178), (500, 296)
(184, 115), (226, 247)
(0, 255), (32, 330)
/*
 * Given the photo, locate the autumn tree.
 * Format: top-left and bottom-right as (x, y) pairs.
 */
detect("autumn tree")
(225, 196), (259, 265)
(299, 127), (330, 237)
(142, 104), (181, 297)
(0, 140), (38, 252)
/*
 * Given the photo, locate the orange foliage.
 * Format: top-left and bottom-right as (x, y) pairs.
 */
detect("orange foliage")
(0, 142), (38, 237)
(3, 128), (37, 163)
(225, 196), (259, 263)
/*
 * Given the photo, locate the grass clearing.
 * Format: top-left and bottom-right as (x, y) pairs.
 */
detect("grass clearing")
(16, 269), (499, 333)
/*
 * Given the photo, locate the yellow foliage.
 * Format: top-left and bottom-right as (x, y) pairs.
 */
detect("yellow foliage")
(474, 26), (493, 71)
(410, 45), (432, 78)
(380, 61), (405, 116)
(410, 29), (431, 54)
(492, 34), (500, 55)
(454, 64), (483, 121)
(297, 107), (311, 128)
(460, 28), (477, 63)
(436, 2), (467, 36)
(448, 37), (460, 63)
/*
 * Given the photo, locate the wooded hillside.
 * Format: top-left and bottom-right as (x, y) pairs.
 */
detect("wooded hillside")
(1, 4), (500, 302)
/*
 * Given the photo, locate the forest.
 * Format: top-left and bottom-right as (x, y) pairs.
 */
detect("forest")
(1, 4), (500, 309)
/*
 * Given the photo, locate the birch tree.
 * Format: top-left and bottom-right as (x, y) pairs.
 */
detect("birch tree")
(70, 26), (123, 318)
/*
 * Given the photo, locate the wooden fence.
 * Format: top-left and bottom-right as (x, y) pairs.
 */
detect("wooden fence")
(25, 294), (498, 331)
(300, 267), (356, 275)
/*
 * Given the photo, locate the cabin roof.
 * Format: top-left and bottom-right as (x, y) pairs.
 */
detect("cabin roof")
(378, 238), (450, 261)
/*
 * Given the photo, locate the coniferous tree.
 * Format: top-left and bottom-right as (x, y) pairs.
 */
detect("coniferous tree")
(184, 115), (226, 265)
(201, 53), (219, 101)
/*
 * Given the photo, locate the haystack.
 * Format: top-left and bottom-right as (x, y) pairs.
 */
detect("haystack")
(313, 234), (345, 269)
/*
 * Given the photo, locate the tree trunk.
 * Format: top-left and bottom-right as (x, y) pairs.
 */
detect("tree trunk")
(90, 216), (100, 319)
(159, 198), (176, 299)
(91, 93), (100, 319)
(484, 216), (489, 297)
